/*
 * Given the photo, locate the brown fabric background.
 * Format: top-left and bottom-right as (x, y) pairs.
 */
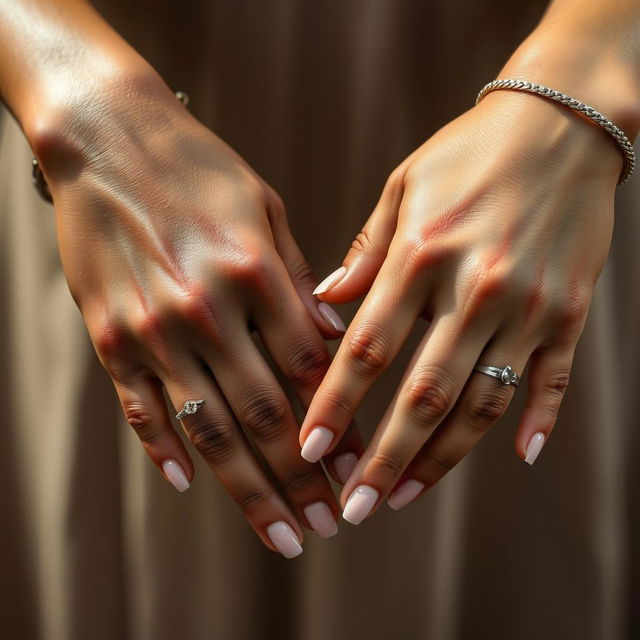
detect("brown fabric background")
(1, 2), (639, 638)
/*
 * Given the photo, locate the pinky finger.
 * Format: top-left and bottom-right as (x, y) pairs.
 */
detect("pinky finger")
(112, 371), (195, 492)
(514, 342), (577, 466)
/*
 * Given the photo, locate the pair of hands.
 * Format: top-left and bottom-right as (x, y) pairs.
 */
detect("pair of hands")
(35, 68), (620, 558)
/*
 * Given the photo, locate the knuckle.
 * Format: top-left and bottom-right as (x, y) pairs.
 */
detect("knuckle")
(129, 309), (166, 345)
(351, 227), (375, 254)
(171, 288), (224, 341)
(220, 243), (275, 290)
(427, 452), (457, 473)
(465, 387), (511, 432)
(552, 292), (590, 332)
(286, 340), (331, 388)
(92, 316), (130, 360)
(236, 486), (273, 512)
(289, 258), (317, 288)
(543, 370), (571, 398)
(370, 449), (406, 476)
(404, 365), (457, 425)
(320, 389), (354, 417)
(404, 235), (455, 275)
(238, 388), (288, 442)
(385, 165), (407, 191)
(123, 403), (161, 445)
(279, 468), (318, 494)
(187, 412), (235, 464)
(347, 324), (392, 378)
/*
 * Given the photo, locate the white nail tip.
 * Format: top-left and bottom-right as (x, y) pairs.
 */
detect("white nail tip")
(317, 302), (346, 332)
(524, 432), (546, 465)
(387, 479), (425, 511)
(162, 459), (190, 493)
(266, 521), (303, 558)
(342, 485), (379, 525)
(304, 501), (338, 538)
(313, 266), (347, 295)
(334, 452), (358, 484)
(301, 426), (334, 463)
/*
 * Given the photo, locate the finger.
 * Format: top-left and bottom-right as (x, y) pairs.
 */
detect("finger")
(265, 187), (346, 340)
(161, 360), (306, 557)
(385, 330), (533, 511)
(311, 165), (407, 305)
(112, 370), (194, 493)
(338, 312), (495, 524)
(197, 326), (341, 538)
(513, 341), (576, 466)
(249, 262), (365, 485)
(298, 246), (427, 462)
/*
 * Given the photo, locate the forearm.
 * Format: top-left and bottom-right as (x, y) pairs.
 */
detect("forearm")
(0, 0), (163, 147)
(496, 0), (640, 139)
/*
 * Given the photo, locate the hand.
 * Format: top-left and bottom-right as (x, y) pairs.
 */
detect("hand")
(35, 68), (363, 556)
(299, 88), (622, 523)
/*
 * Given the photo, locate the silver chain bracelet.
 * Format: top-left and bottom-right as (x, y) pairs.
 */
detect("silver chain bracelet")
(475, 79), (635, 185)
(31, 89), (190, 204)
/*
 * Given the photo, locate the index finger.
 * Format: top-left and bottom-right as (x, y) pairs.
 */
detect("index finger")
(298, 247), (428, 462)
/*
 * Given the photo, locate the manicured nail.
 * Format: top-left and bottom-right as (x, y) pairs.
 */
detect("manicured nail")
(333, 452), (358, 484)
(317, 302), (346, 332)
(304, 501), (338, 538)
(162, 459), (190, 493)
(313, 266), (347, 295)
(301, 426), (334, 463)
(524, 431), (546, 465)
(342, 485), (379, 525)
(387, 479), (425, 511)
(266, 521), (303, 558)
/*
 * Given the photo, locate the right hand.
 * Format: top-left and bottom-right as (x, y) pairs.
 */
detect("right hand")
(32, 68), (363, 557)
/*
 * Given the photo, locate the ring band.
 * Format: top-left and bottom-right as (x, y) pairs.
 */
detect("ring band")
(473, 365), (520, 387)
(175, 399), (204, 420)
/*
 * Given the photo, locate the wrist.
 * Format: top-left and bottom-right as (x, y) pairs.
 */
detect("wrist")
(496, 24), (640, 141)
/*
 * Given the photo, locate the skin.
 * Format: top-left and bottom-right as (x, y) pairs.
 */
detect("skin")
(300, 1), (640, 520)
(0, 0), (365, 555)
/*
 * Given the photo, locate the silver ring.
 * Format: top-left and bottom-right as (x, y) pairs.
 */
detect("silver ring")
(473, 365), (520, 387)
(175, 399), (204, 420)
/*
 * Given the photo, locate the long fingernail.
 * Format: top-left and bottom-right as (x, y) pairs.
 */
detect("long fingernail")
(524, 432), (546, 465)
(304, 501), (338, 538)
(301, 426), (334, 462)
(162, 459), (190, 493)
(317, 302), (346, 332)
(387, 479), (425, 511)
(343, 485), (379, 525)
(333, 452), (358, 484)
(266, 521), (303, 558)
(313, 266), (347, 295)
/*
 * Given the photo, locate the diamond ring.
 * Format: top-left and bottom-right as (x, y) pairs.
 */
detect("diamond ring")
(175, 399), (205, 420)
(473, 365), (520, 387)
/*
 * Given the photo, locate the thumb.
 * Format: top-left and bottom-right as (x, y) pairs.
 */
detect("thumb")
(265, 187), (347, 339)
(313, 167), (406, 305)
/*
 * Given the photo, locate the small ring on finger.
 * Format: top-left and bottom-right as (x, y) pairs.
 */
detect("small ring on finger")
(473, 364), (520, 387)
(176, 399), (205, 420)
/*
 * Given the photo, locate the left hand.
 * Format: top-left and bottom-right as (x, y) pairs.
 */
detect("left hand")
(298, 88), (622, 523)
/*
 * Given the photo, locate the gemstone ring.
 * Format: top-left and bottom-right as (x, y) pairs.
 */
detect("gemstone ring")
(175, 399), (205, 420)
(473, 365), (520, 387)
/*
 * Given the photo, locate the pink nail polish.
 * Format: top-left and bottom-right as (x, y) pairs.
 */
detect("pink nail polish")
(317, 302), (346, 332)
(266, 521), (303, 558)
(304, 501), (338, 538)
(162, 459), (190, 493)
(333, 452), (358, 484)
(387, 479), (425, 511)
(524, 432), (546, 465)
(313, 266), (347, 295)
(342, 485), (379, 525)
(301, 426), (334, 463)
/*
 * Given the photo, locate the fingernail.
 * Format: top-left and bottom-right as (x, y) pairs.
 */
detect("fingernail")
(304, 501), (338, 538)
(524, 432), (546, 465)
(333, 452), (358, 484)
(162, 459), (190, 493)
(301, 426), (334, 463)
(342, 485), (379, 525)
(387, 479), (425, 511)
(313, 266), (347, 295)
(266, 521), (303, 558)
(317, 302), (346, 332)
